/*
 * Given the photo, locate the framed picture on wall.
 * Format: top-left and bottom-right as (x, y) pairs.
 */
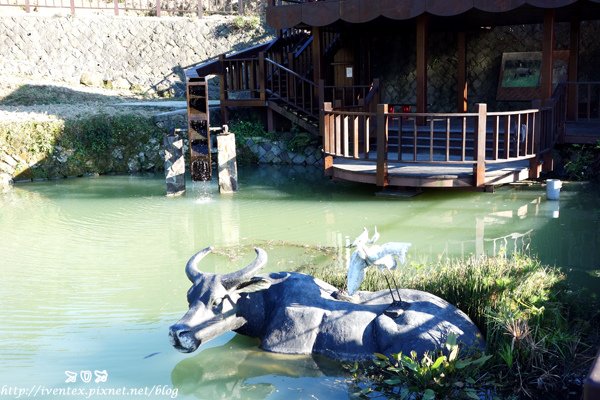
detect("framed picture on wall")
(497, 52), (542, 101)
(497, 51), (570, 101)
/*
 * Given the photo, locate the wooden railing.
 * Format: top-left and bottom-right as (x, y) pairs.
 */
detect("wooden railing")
(324, 84), (376, 109)
(0, 0), (258, 17)
(220, 55), (264, 101)
(265, 57), (318, 118)
(322, 102), (560, 187)
(566, 81), (600, 121)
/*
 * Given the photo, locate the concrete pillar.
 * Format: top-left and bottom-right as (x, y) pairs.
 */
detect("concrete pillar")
(217, 126), (238, 193)
(163, 129), (186, 196)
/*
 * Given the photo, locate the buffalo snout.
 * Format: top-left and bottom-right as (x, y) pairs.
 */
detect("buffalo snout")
(169, 323), (201, 353)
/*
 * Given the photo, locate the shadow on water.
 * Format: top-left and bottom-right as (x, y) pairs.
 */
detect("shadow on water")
(170, 334), (349, 400)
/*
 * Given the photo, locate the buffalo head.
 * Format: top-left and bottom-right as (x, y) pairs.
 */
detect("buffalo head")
(169, 247), (271, 353)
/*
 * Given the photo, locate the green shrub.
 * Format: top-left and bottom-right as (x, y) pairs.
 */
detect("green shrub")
(305, 253), (599, 399)
(349, 334), (493, 400)
(563, 142), (600, 181)
(0, 113), (162, 179)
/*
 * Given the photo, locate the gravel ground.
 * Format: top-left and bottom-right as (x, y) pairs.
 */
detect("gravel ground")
(0, 76), (182, 122)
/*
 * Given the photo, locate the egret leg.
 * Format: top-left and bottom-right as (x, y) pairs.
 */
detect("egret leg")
(382, 273), (397, 303)
(387, 271), (402, 303)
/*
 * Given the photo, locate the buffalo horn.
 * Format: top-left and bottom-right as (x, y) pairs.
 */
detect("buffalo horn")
(185, 246), (213, 282)
(221, 247), (267, 289)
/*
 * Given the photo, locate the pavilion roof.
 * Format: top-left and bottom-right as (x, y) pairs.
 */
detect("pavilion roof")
(267, 0), (600, 30)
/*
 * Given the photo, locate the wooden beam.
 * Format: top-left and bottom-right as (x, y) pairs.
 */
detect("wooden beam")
(376, 104), (389, 187)
(416, 15), (429, 116)
(457, 32), (467, 112)
(541, 9), (555, 101)
(473, 103), (487, 187)
(567, 16), (580, 120)
(311, 26), (322, 84)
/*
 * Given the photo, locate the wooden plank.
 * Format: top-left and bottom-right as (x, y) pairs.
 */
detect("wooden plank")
(376, 104), (389, 187)
(335, 114), (341, 155)
(343, 115), (349, 157)
(445, 118), (450, 161)
(365, 116), (370, 158)
(353, 115), (359, 158)
(473, 103), (487, 187)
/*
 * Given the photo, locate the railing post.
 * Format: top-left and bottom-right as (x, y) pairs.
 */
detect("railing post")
(219, 55), (229, 124)
(318, 79), (325, 108)
(113, 0), (119, 15)
(258, 52), (266, 102)
(322, 102), (334, 176)
(24, 0), (30, 12)
(155, 0), (161, 17)
(376, 104), (389, 188)
(238, 0), (243, 15)
(473, 103), (487, 188)
(70, 0), (75, 15)
(529, 100), (542, 179)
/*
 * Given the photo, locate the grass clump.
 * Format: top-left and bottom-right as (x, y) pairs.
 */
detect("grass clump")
(305, 253), (599, 399)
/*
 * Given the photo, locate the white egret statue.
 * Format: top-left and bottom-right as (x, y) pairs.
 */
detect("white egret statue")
(346, 228), (411, 306)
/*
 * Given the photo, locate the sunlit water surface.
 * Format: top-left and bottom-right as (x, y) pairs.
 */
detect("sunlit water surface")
(0, 165), (598, 399)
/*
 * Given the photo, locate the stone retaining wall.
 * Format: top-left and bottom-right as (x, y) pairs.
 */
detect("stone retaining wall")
(0, 14), (271, 96)
(244, 138), (323, 167)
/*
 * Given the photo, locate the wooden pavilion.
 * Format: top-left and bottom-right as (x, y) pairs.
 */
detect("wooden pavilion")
(186, 0), (600, 189)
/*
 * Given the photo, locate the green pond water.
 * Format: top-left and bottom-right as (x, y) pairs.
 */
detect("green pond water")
(0, 165), (598, 400)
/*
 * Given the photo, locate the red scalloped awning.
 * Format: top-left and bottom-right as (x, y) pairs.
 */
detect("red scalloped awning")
(267, 0), (600, 29)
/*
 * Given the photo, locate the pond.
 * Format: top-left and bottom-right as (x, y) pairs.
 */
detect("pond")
(0, 165), (598, 399)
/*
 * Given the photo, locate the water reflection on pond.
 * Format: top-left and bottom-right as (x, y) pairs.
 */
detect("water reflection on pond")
(0, 165), (598, 399)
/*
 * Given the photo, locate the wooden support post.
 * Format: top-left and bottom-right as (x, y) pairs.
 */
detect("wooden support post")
(164, 129), (186, 196)
(219, 55), (229, 124)
(322, 102), (333, 176)
(318, 79), (325, 107)
(376, 104), (389, 188)
(457, 32), (467, 112)
(312, 27), (322, 88)
(267, 108), (274, 132)
(113, 0), (119, 15)
(258, 52), (266, 102)
(70, 0), (75, 15)
(541, 9), (555, 101)
(567, 16), (580, 120)
(529, 100), (543, 179)
(24, 0), (30, 13)
(197, 0), (203, 18)
(155, 0), (161, 17)
(473, 103), (487, 188)
(416, 15), (429, 120)
(217, 129), (238, 193)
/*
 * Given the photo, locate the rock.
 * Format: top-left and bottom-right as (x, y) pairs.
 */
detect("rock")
(79, 71), (104, 87)
(128, 158), (140, 172)
(0, 173), (12, 192)
(112, 78), (131, 90)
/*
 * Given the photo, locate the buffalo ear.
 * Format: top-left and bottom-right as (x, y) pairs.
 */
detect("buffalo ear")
(233, 277), (272, 294)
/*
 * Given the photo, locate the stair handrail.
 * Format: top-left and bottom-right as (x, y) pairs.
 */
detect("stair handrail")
(265, 57), (318, 118)
(362, 78), (380, 112)
(294, 35), (313, 58)
(265, 57), (317, 87)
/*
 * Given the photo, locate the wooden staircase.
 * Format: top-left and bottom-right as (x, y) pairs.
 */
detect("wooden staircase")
(188, 28), (343, 137)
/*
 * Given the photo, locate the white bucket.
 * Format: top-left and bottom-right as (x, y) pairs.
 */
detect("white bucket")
(546, 179), (562, 200)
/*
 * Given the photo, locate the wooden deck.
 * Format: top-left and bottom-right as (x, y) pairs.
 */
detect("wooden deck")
(332, 159), (531, 188)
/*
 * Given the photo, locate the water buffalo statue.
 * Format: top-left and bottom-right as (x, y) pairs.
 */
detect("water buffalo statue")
(169, 247), (483, 361)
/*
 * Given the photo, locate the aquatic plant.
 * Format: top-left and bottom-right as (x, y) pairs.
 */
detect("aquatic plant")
(306, 253), (599, 399)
